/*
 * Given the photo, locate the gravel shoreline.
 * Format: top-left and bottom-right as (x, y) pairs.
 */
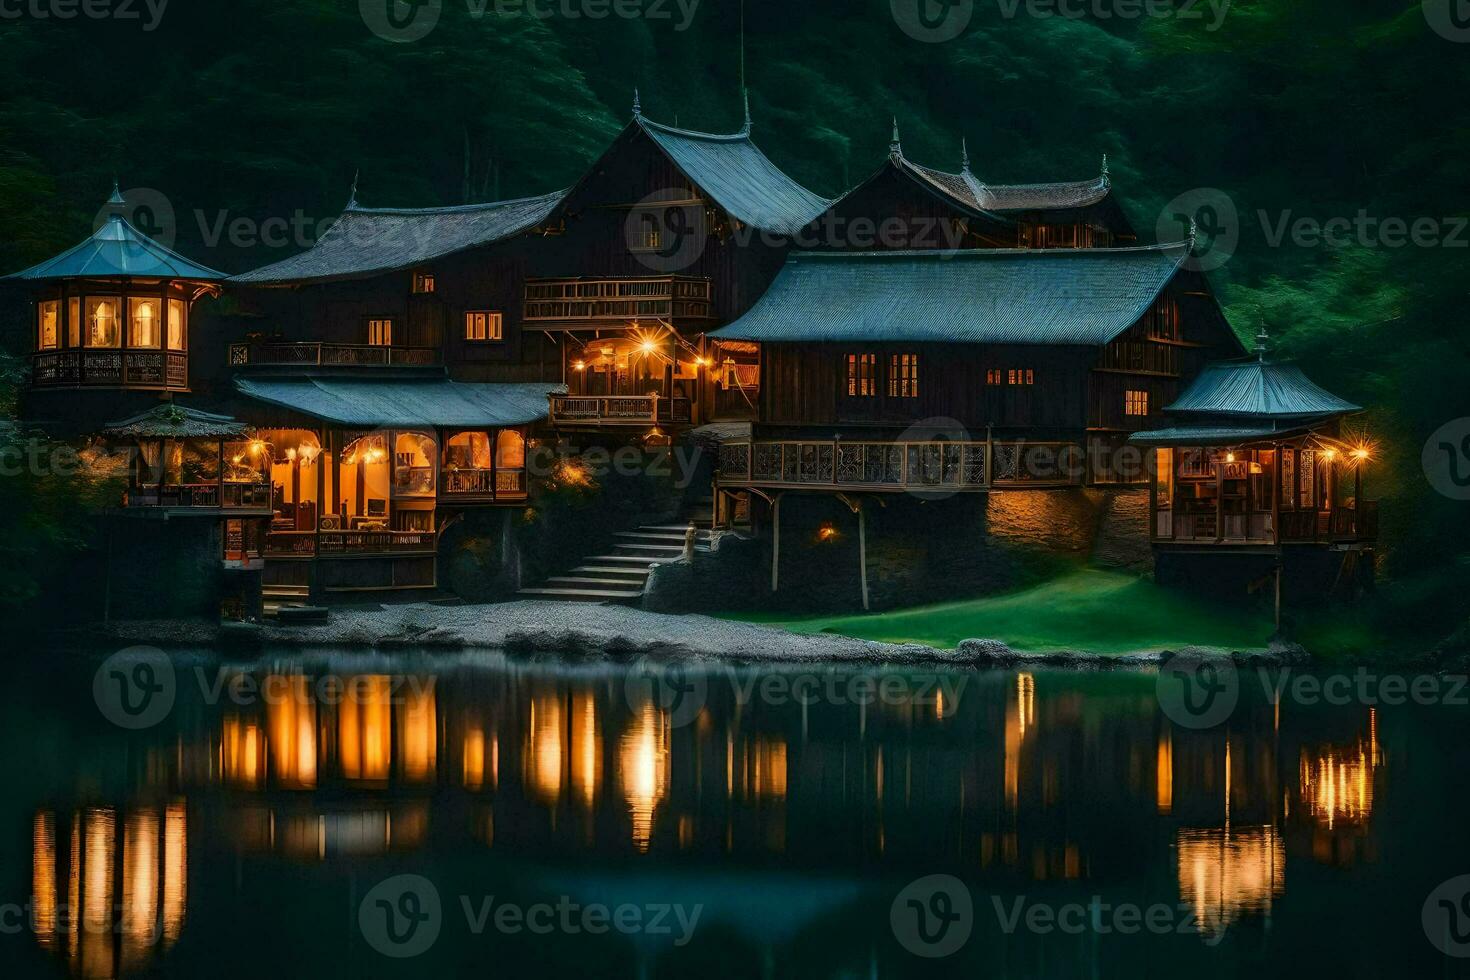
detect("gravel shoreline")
(89, 600), (1305, 669)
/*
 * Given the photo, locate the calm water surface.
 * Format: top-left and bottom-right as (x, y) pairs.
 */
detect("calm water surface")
(1, 649), (1466, 978)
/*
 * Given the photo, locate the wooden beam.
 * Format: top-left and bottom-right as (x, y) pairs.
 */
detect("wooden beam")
(857, 502), (870, 612)
(770, 494), (781, 593)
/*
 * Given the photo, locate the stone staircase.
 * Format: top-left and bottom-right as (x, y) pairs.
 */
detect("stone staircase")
(517, 500), (714, 604)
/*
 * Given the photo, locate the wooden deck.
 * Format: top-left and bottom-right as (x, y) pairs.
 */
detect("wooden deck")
(228, 342), (439, 368)
(716, 439), (1086, 492)
(548, 394), (691, 427)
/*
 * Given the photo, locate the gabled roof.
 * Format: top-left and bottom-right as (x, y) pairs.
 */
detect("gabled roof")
(635, 115), (832, 235)
(710, 242), (1193, 346)
(1165, 357), (1361, 419)
(104, 403), (248, 439)
(230, 190), (567, 286)
(234, 377), (562, 428)
(5, 215), (225, 283)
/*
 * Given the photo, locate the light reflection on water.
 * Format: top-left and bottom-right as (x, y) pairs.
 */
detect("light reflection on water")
(6, 655), (1445, 979)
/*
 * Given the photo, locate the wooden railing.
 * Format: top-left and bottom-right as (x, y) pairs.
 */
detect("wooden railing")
(717, 440), (1086, 491)
(229, 342), (439, 368)
(549, 394), (692, 426)
(524, 276), (715, 324)
(1154, 501), (1378, 545)
(265, 529), (438, 558)
(441, 469), (528, 497)
(31, 351), (189, 390)
(126, 481), (271, 510)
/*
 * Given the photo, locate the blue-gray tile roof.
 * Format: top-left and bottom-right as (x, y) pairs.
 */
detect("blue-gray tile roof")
(235, 377), (563, 428)
(230, 190), (567, 285)
(639, 118), (832, 236)
(1166, 359), (1361, 418)
(5, 216), (224, 282)
(710, 243), (1193, 345)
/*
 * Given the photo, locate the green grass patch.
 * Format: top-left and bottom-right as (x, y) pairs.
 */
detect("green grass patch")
(722, 569), (1275, 653)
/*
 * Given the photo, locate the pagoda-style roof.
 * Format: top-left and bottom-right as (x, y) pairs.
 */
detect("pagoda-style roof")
(235, 377), (562, 428)
(634, 115), (833, 235)
(906, 160), (1113, 214)
(230, 189), (568, 286)
(104, 403), (249, 439)
(5, 215), (225, 283)
(1165, 357), (1361, 419)
(710, 242), (1193, 346)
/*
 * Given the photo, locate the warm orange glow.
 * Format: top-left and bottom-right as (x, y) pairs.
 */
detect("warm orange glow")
(121, 810), (161, 971)
(817, 523), (839, 542)
(33, 811), (56, 950)
(82, 808), (116, 979)
(573, 359), (586, 371)
(161, 804), (187, 945)
(221, 714), (264, 789)
(526, 694), (564, 805)
(621, 700), (670, 852)
(267, 676), (317, 789)
(570, 690), (602, 809)
(397, 682), (438, 783)
(1157, 729), (1173, 815)
(339, 677), (391, 783)
(1351, 447), (1371, 462)
(1321, 448), (1338, 462)
(1225, 452), (1237, 464)
(463, 728), (486, 790)
(1177, 825), (1285, 937)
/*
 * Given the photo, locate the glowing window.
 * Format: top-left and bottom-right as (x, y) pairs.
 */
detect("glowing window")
(465, 312), (503, 342)
(167, 299), (186, 350)
(129, 297), (160, 348)
(412, 272), (436, 294)
(845, 354), (877, 397)
(367, 318), (394, 346)
(38, 301), (59, 350)
(86, 297), (121, 348)
(1125, 390), (1150, 416)
(888, 354), (919, 398)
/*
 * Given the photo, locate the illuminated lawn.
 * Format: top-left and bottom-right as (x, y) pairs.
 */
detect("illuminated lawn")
(732, 568), (1275, 654)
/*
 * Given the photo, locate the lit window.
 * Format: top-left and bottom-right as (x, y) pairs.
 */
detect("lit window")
(367, 318), (394, 346)
(38, 300), (59, 351)
(86, 297), (121, 348)
(986, 368), (1002, 386)
(167, 299), (186, 350)
(846, 354), (877, 397)
(1125, 390), (1150, 416)
(464, 311), (503, 342)
(888, 353), (919, 398)
(68, 298), (80, 347)
(412, 272), (436, 294)
(636, 215), (663, 251)
(129, 297), (160, 348)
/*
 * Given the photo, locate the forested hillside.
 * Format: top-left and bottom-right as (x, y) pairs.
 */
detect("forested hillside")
(0, 0), (1465, 647)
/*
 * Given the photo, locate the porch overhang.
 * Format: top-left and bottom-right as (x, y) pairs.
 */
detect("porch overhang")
(234, 377), (562, 429)
(1127, 424), (1317, 448)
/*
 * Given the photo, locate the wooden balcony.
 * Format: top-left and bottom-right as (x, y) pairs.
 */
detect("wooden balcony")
(1153, 501), (1379, 547)
(264, 529), (438, 558)
(524, 276), (715, 326)
(549, 394), (692, 427)
(31, 350), (188, 390)
(228, 342), (439, 368)
(717, 440), (1086, 492)
(441, 468), (528, 501)
(126, 481), (272, 511)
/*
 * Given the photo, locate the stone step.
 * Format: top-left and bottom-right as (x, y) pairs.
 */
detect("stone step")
(547, 575), (646, 589)
(614, 530), (689, 543)
(517, 587), (643, 602)
(585, 554), (669, 565)
(613, 543), (686, 556)
(572, 565), (652, 579)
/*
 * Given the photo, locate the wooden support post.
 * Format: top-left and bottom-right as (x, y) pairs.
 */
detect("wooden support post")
(770, 494), (781, 593)
(1271, 445), (1281, 546)
(1354, 465), (1363, 538)
(1274, 564), (1283, 632)
(1148, 451), (1159, 542)
(1214, 459), (1225, 544)
(857, 502), (870, 611)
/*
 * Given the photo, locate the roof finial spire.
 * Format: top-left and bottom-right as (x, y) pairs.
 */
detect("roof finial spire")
(1254, 327), (1272, 362)
(890, 118), (903, 161)
(1100, 152), (1110, 185)
(633, 88), (642, 119)
(742, 88), (752, 134)
(107, 179), (126, 206)
(346, 170), (360, 210)
(1187, 214), (1199, 249)
(961, 138), (971, 175)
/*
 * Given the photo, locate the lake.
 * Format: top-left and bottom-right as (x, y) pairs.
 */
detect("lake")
(1, 648), (1466, 978)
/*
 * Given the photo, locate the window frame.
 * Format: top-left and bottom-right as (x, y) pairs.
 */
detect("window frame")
(37, 300), (59, 351)
(845, 353), (878, 398)
(888, 353), (920, 399)
(1125, 389), (1150, 417)
(411, 271), (437, 294)
(85, 296), (123, 349)
(464, 311), (504, 343)
(128, 296), (162, 349)
(366, 317), (395, 347)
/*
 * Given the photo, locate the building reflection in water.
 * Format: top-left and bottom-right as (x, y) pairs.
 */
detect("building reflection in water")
(25, 665), (1394, 973)
(620, 700), (670, 852)
(32, 803), (187, 979)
